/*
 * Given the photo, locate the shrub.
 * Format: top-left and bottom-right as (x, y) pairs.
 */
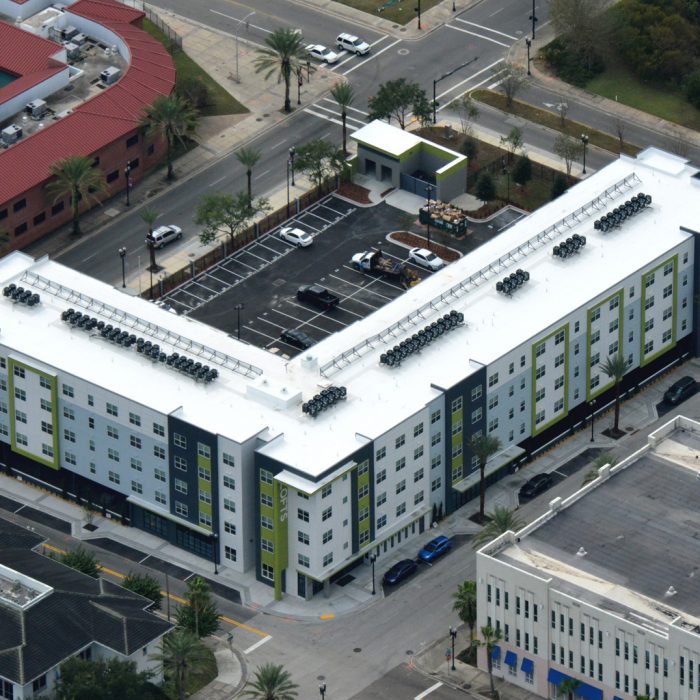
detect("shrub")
(551, 173), (569, 199)
(176, 75), (211, 111)
(540, 37), (605, 87)
(685, 69), (700, 109)
(512, 155), (533, 186)
(475, 173), (496, 203)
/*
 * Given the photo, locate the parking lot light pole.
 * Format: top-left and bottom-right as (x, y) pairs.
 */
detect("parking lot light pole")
(118, 246), (127, 288)
(425, 184), (433, 251)
(370, 554), (376, 595)
(234, 303), (244, 340)
(124, 160), (132, 206)
(289, 146), (296, 186)
(581, 133), (589, 174)
(449, 627), (457, 670)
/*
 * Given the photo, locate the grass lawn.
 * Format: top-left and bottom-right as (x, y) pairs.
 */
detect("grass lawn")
(332, 0), (442, 25)
(585, 55), (700, 132)
(143, 19), (247, 117)
(163, 644), (217, 699)
(471, 90), (640, 157)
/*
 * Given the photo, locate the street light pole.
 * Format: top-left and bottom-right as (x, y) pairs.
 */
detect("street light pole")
(286, 159), (291, 218)
(581, 133), (589, 174)
(449, 627), (457, 671)
(124, 160), (132, 206)
(213, 533), (218, 575)
(415, 0), (421, 29)
(289, 146), (296, 186)
(433, 78), (437, 124)
(234, 303), (244, 340)
(529, 0), (537, 39)
(297, 67), (302, 105)
(525, 37), (532, 75)
(370, 554), (376, 595)
(235, 11), (255, 83)
(590, 400), (596, 442)
(432, 57), (479, 126)
(118, 246), (127, 288)
(425, 184), (433, 251)
(319, 682), (327, 699)
(452, 0), (456, 9)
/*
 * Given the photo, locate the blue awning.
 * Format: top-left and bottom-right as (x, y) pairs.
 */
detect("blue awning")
(575, 683), (603, 700)
(504, 650), (517, 667)
(521, 657), (534, 674)
(491, 645), (501, 660)
(547, 669), (571, 685)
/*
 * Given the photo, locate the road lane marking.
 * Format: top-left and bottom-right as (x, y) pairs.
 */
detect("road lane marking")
(445, 23), (510, 47)
(455, 18), (518, 40)
(435, 58), (504, 102)
(303, 108), (359, 130)
(244, 635), (272, 654)
(319, 613), (335, 619)
(254, 169), (271, 180)
(322, 97), (369, 116)
(342, 39), (401, 76)
(209, 175), (226, 186)
(209, 9), (271, 34)
(415, 682), (444, 699)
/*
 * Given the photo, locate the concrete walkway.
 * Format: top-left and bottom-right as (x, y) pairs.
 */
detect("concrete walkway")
(189, 635), (247, 700)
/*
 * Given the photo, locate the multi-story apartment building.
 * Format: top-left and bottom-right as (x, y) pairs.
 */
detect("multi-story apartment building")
(475, 414), (700, 700)
(0, 147), (698, 602)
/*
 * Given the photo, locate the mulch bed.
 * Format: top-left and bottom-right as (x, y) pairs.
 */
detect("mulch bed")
(338, 181), (371, 203)
(388, 230), (461, 262)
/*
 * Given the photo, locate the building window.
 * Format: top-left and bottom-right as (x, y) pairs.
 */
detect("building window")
(131, 458), (142, 472)
(106, 402), (118, 417)
(261, 493), (273, 507)
(554, 375), (564, 390)
(535, 365), (546, 379)
(41, 398), (53, 412)
(395, 434), (405, 449)
(224, 498), (236, 513)
(222, 452), (235, 467)
(154, 468), (166, 482)
(153, 422), (165, 437)
(260, 514), (273, 529)
(535, 342), (546, 357)
(451, 397), (463, 413)
(322, 529), (333, 544)
(223, 475), (235, 490)
(431, 432), (441, 446)
(225, 521), (236, 535)
(321, 483), (332, 498)
(175, 479), (188, 494)
(554, 353), (564, 367)
(488, 395), (498, 410)
(131, 481), (143, 494)
(395, 456), (406, 472)
(13, 198), (26, 212)
(260, 469), (273, 484)
(152, 445), (165, 460)
(414, 445), (424, 461)
(174, 433), (187, 449)
(298, 508), (309, 522)
(644, 340), (654, 354)
(377, 491), (386, 506)
(396, 479), (406, 494)
(396, 502), (406, 517)
(130, 435), (142, 449)
(375, 446), (386, 461)
(471, 385), (483, 400)
(261, 563), (273, 580)
(609, 296), (619, 310)
(322, 507), (332, 521)
(377, 514), (387, 529)
(590, 307), (600, 322)
(430, 409), (441, 423)
(488, 372), (499, 387)
(15, 410), (27, 424)
(609, 340), (619, 355)
(554, 330), (565, 345)
(107, 425), (119, 440)
(108, 470), (121, 484)
(298, 553), (310, 568)
(322, 553), (334, 567)
(414, 422), (424, 437)
(43, 444), (55, 459)
(52, 201), (65, 215)
(298, 530), (310, 545)
(16, 432), (28, 446)
(471, 408), (482, 423)
(431, 477), (441, 491)
(645, 295), (655, 310)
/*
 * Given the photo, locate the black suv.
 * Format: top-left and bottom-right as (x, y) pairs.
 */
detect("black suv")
(664, 376), (696, 405)
(280, 328), (314, 350)
(518, 473), (554, 500)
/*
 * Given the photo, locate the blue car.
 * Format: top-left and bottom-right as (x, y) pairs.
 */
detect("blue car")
(382, 559), (418, 586)
(418, 535), (452, 563)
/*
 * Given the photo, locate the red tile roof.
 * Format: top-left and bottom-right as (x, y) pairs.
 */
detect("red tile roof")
(0, 0), (176, 205)
(0, 22), (67, 104)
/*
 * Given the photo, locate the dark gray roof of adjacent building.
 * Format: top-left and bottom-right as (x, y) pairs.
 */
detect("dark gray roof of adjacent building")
(513, 450), (700, 617)
(0, 518), (172, 685)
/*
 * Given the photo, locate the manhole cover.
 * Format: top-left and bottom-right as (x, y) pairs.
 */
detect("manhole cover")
(317, 675), (326, 681)
(353, 647), (361, 653)
(406, 650), (414, 655)
(400, 27), (407, 31)
(398, 48), (410, 55)
(256, 117), (263, 122)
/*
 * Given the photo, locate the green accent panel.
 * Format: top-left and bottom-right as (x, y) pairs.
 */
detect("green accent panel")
(272, 479), (289, 601)
(420, 141), (459, 162)
(586, 289), (624, 402)
(436, 157), (468, 181)
(8, 359), (59, 469)
(531, 323), (570, 437)
(198, 499), (212, 515)
(640, 255), (678, 368)
(197, 454), (212, 470)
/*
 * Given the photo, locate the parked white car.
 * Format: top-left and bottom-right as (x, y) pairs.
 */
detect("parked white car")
(409, 247), (446, 271)
(145, 225), (183, 249)
(279, 227), (313, 247)
(306, 44), (340, 64)
(336, 33), (370, 55)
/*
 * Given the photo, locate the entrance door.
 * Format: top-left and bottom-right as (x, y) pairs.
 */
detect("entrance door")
(381, 164), (392, 182)
(297, 572), (306, 598)
(365, 158), (376, 177)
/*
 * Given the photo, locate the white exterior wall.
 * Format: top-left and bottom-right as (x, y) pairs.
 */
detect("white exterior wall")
(64, 13), (130, 61)
(0, 67), (70, 128)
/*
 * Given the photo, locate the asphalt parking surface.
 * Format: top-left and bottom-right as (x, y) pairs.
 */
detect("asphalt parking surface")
(171, 196), (441, 357)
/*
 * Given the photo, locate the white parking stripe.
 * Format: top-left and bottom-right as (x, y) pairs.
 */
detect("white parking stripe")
(271, 308), (339, 334)
(341, 264), (406, 293)
(445, 23), (510, 47)
(246, 325), (280, 342)
(415, 682), (443, 700)
(455, 18), (518, 40)
(285, 299), (354, 324)
(257, 316), (287, 331)
(328, 273), (395, 302)
(342, 39), (401, 76)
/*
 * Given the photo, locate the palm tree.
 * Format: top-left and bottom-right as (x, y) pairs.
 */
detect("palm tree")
(141, 207), (159, 273)
(150, 630), (210, 700)
(47, 155), (107, 235)
(598, 352), (629, 434)
(330, 81), (355, 156)
(472, 506), (524, 549)
(243, 663), (299, 700)
(141, 95), (198, 181)
(472, 625), (502, 696)
(452, 580), (477, 644)
(236, 146), (262, 203)
(186, 575), (210, 639)
(253, 28), (309, 114)
(557, 677), (581, 700)
(468, 433), (502, 518)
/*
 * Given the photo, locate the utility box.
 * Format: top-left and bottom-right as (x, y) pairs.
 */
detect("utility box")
(61, 24), (78, 40)
(25, 99), (47, 119)
(99, 66), (121, 85)
(63, 41), (80, 59)
(1, 124), (22, 145)
(72, 32), (87, 46)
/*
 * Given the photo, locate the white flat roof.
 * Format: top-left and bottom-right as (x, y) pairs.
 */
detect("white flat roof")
(1, 148), (699, 479)
(352, 119), (424, 158)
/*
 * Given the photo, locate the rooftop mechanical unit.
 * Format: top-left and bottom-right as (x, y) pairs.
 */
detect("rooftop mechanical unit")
(60, 25), (78, 40)
(1, 124), (22, 145)
(63, 41), (80, 59)
(25, 99), (47, 119)
(99, 66), (121, 85)
(71, 32), (88, 46)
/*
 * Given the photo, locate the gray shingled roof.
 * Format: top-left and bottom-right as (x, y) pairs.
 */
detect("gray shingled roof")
(0, 519), (172, 684)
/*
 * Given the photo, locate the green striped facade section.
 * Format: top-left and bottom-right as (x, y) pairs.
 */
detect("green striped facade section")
(8, 358), (59, 469)
(451, 399), (464, 483)
(272, 478), (288, 601)
(531, 323), (570, 437)
(357, 459), (370, 545)
(197, 451), (212, 531)
(586, 289), (624, 402)
(640, 255), (678, 367)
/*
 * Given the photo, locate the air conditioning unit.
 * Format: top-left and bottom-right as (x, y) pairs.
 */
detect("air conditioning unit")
(99, 66), (121, 85)
(63, 41), (80, 59)
(1, 124), (22, 145)
(25, 99), (47, 119)
(61, 24), (78, 40)
(72, 32), (87, 46)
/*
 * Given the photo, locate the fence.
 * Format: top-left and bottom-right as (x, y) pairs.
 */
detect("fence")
(116, 0), (183, 51)
(144, 178), (338, 300)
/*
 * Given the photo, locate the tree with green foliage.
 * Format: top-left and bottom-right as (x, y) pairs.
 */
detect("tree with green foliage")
(55, 657), (162, 700)
(499, 126), (524, 164)
(196, 191), (270, 248)
(47, 155), (107, 236)
(472, 506), (525, 548)
(497, 62), (527, 109)
(368, 78), (430, 130)
(151, 630), (210, 700)
(141, 95), (198, 181)
(472, 626), (502, 696)
(235, 146), (262, 203)
(553, 133), (583, 179)
(61, 546), (100, 578)
(513, 155), (533, 186)
(330, 81), (355, 156)
(141, 207), (160, 273)
(453, 581), (478, 643)
(175, 576), (220, 638)
(475, 173), (496, 204)
(243, 663), (299, 700)
(550, 0), (607, 71)
(254, 28), (310, 114)
(551, 173), (568, 198)
(558, 677), (581, 699)
(454, 93), (480, 136)
(293, 139), (346, 188)
(599, 352), (630, 434)
(468, 433), (501, 518)
(122, 572), (162, 610)
(175, 75), (210, 111)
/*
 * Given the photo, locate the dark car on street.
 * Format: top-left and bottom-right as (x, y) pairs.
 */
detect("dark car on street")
(418, 535), (452, 563)
(382, 559), (418, 586)
(518, 473), (554, 500)
(296, 284), (340, 311)
(664, 376), (696, 405)
(280, 328), (314, 350)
